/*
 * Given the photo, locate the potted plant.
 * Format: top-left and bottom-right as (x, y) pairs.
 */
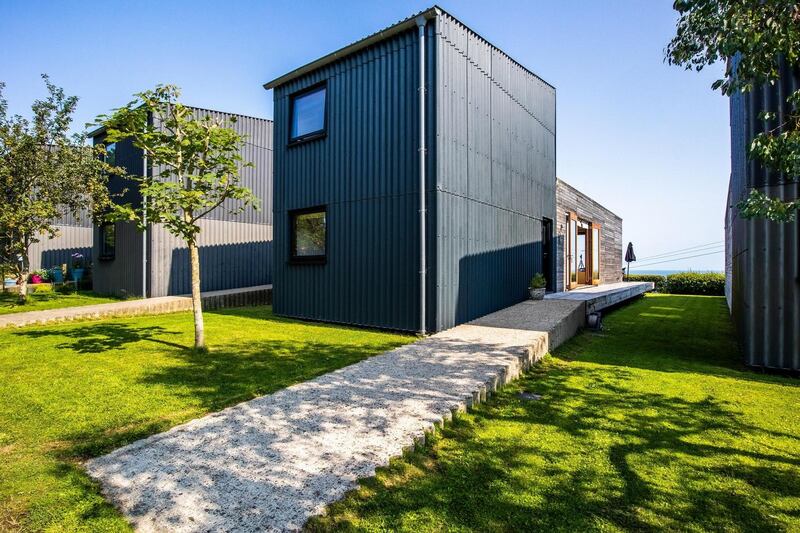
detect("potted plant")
(49, 265), (64, 284)
(529, 273), (547, 300)
(70, 253), (86, 285)
(29, 269), (49, 284)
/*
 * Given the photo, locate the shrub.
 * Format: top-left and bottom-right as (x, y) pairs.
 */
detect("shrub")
(624, 274), (667, 292)
(530, 273), (547, 289)
(665, 272), (725, 296)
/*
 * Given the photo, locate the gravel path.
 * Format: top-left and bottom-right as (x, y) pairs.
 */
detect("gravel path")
(86, 300), (584, 532)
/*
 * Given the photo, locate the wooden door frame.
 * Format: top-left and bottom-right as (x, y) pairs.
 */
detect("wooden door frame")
(589, 222), (602, 285)
(567, 212), (578, 290)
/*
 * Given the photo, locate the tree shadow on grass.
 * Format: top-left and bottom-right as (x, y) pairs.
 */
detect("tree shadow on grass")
(312, 362), (800, 532)
(14, 323), (186, 354)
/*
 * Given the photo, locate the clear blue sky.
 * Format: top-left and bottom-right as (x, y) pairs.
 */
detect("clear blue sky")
(1, 0), (729, 271)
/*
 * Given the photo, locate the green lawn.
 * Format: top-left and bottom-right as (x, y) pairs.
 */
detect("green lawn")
(0, 306), (413, 531)
(0, 289), (123, 315)
(311, 294), (800, 532)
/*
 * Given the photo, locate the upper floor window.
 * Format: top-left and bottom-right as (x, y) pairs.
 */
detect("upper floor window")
(104, 142), (116, 166)
(289, 84), (327, 143)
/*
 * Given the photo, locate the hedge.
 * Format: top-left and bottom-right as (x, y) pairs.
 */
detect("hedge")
(664, 272), (725, 296)
(624, 274), (667, 292)
(624, 272), (725, 295)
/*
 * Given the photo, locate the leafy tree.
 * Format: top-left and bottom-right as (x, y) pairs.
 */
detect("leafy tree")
(98, 85), (257, 350)
(0, 75), (112, 303)
(666, 0), (800, 222)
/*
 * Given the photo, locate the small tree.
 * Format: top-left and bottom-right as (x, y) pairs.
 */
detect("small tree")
(0, 75), (112, 302)
(666, 0), (800, 222)
(98, 85), (257, 350)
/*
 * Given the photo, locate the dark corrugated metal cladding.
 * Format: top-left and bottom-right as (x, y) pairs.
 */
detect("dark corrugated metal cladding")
(433, 12), (556, 331)
(272, 23), (433, 332)
(727, 57), (800, 371)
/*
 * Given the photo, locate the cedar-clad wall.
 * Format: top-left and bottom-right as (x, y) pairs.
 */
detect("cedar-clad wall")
(555, 179), (622, 292)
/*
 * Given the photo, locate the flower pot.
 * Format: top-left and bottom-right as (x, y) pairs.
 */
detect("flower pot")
(30, 274), (42, 284)
(529, 287), (546, 300)
(71, 268), (85, 283)
(50, 268), (64, 283)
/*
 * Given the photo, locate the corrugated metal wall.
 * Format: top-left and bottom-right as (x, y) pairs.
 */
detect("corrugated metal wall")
(150, 219), (272, 296)
(148, 111), (273, 296)
(555, 179), (623, 292)
(92, 111), (273, 297)
(434, 13), (556, 330)
(727, 58), (800, 371)
(92, 136), (145, 294)
(272, 23), (436, 332)
(92, 222), (143, 296)
(27, 224), (93, 272)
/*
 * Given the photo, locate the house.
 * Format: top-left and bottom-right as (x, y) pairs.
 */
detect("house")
(555, 178), (623, 292)
(88, 108), (273, 298)
(726, 57), (800, 372)
(265, 5), (630, 334)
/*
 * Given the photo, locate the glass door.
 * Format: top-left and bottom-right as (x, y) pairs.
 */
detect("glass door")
(591, 223), (601, 285)
(568, 212), (578, 289)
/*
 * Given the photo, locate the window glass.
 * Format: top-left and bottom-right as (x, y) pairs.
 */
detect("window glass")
(592, 228), (600, 281)
(293, 209), (326, 258)
(104, 142), (116, 166)
(290, 86), (326, 140)
(100, 223), (116, 260)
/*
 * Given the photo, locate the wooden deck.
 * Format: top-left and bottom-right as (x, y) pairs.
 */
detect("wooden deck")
(544, 281), (654, 315)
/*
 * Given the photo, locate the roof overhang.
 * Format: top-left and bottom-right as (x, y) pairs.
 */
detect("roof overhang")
(263, 6), (441, 90)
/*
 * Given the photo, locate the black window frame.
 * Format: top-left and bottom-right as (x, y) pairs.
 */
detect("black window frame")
(289, 206), (327, 264)
(98, 222), (116, 261)
(288, 81), (328, 146)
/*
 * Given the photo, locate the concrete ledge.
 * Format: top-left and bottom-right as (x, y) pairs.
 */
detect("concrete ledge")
(0, 285), (272, 329)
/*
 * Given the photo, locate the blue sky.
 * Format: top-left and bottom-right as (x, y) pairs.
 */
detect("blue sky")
(1, 1), (729, 271)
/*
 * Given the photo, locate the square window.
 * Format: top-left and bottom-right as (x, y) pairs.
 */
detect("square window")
(290, 84), (327, 143)
(99, 223), (116, 260)
(290, 207), (326, 262)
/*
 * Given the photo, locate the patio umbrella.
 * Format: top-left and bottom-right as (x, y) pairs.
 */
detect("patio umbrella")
(624, 242), (636, 277)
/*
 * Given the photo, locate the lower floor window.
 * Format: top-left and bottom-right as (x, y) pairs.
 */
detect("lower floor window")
(290, 207), (326, 262)
(99, 223), (116, 260)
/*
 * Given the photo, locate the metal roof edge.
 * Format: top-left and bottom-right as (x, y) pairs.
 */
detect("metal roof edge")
(263, 5), (555, 93)
(263, 6), (441, 90)
(87, 106), (272, 139)
(557, 178), (623, 222)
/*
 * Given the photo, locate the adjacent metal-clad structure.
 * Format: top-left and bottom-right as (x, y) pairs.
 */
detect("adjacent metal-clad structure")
(26, 214), (93, 272)
(91, 109), (273, 297)
(267, 6), (556, 332)
(726, 57), (800, 371)
(555, 179), (623, 292)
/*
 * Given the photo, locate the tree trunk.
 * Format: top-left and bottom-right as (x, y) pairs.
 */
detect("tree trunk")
(16, 244), (29, 304)
(17, 274), (28, 304)
(188, 240), (205, 350)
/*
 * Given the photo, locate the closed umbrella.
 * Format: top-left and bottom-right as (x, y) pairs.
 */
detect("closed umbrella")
(624, 242), (636, 277)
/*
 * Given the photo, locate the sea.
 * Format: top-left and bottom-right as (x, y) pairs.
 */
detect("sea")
(628, 269), (723, 276)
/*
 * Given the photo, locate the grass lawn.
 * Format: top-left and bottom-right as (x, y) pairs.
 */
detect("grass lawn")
(0, 289), (123, 315)
(311, 294), (800, 532)
(0, 306), (413, 531)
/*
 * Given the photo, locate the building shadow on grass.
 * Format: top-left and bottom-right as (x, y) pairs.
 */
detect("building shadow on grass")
(313, 362), (800, 531)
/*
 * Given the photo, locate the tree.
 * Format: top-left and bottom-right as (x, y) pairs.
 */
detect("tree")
(97, 85), (257, 350)
(666, 0), (800, 222)
(0, 75), (112, 303)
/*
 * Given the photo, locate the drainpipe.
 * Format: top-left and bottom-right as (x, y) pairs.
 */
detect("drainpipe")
(142, 153), (148, 299)
(416, 15), (427, 335)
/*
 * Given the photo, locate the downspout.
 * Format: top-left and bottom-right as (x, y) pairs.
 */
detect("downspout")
(416, 15), (427, 335)
(142, 153), (148, 298)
